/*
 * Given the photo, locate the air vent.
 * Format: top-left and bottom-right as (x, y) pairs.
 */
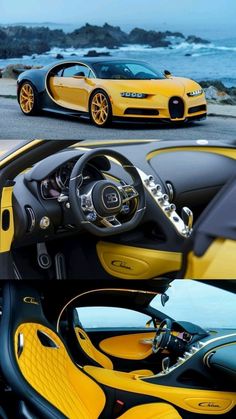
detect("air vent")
(124, 108), (159, 116)
(169, 97), (184, 119)
(188, 104), (207, 114)
(25, 206), (36, 233)
(2, 209), (10, 231)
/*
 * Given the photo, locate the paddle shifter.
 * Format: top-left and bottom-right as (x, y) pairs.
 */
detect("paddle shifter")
(181, 207), (193, 236)
(162, 357), (170, 374)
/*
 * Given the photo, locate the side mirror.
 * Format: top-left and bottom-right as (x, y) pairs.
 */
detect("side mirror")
(164, 69), (172, 78)
(73, 71), (86, 79)
(146, 318), (157, 328)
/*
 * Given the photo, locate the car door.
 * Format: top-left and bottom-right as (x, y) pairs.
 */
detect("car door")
(49, 64), (95, 112)
(74, 306), (162, 372)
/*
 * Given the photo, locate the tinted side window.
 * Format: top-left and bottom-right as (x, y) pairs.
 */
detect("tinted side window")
(76, 306), (151, 329)
(62, 65), (91, 77)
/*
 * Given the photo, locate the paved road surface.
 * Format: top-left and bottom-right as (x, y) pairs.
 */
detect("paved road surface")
(0, 97), (236, 143)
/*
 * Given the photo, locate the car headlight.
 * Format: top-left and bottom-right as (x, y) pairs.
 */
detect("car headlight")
(120, 92), (147, 98)
(187, 89), (203, 97)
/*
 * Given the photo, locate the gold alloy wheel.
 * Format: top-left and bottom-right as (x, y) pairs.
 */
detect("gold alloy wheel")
(91, 92), (109, 126)
(19, 83), (35, 114)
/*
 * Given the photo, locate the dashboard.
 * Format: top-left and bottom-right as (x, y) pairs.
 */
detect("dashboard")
(12, 142), (236, 250)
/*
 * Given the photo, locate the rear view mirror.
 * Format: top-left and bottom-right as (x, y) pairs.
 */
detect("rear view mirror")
(161, 293), (169, 307)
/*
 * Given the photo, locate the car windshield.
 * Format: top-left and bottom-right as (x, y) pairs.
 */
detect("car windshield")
(151, 281), (236, 330)
(92, 61), (164, 80)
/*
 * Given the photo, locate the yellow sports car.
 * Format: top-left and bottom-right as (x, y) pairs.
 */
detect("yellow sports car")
(17, 58), (207, 127)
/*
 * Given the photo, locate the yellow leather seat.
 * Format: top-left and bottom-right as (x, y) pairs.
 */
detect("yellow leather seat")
(1, 283), (181, 419)
(75, 326), (154, 376)
(15, 323), (181, 419)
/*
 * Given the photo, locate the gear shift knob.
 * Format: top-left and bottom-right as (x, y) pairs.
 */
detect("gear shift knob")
(181, 206), (193, 235)
(162, 357), (170, 374)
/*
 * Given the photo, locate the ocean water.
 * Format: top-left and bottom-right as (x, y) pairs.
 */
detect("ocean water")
(1, 37), (236, 87)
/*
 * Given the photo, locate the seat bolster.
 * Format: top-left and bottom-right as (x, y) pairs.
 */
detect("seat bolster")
(118, 403), (181, 419)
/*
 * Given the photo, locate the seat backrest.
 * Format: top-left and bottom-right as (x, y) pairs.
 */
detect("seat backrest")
(74, 326), (113, 369)
(0, 283), (106, 419)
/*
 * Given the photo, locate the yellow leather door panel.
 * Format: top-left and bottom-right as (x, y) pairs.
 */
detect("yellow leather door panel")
(84, 366), (236, 416)
(99, 332), (155, 360)
(97, 241), (181, 279)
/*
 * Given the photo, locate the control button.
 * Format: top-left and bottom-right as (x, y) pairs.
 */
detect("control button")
(190, 346), (198, 354)
(165, 204), (176, 213)
(173, 216), (179, 222)
(39, 216), (50, 230)
(121, 204), (130, 214)
(86, 212), (97, 222)
(158, 194), (169, 204)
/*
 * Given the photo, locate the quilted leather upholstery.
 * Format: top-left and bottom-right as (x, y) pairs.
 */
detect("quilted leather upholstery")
(15, 323), (106, 419)
(75, 327), (113, 369)
(118, 402), (182, 418)
(14, 322), (182, 419)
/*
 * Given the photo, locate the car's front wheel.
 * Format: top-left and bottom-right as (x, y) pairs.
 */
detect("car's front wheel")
(18, 81), (39, 115)
(89, 90), (112, 127)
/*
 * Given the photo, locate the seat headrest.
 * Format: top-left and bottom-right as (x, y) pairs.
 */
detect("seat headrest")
(2, 282), (49, 331)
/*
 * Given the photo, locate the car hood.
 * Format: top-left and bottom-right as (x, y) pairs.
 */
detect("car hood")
(100, 77), (201, 97)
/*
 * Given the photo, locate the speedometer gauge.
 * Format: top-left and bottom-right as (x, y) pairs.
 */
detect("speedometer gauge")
(55, 161), (75, 189)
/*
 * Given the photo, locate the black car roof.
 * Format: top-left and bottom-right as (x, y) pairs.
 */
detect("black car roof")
(44, 57), (148, 70)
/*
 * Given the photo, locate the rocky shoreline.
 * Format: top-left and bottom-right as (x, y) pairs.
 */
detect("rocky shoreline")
(0, 23), (210, 59)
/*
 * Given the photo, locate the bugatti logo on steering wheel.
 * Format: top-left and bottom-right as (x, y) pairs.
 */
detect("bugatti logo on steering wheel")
(102, 186), (121, 209)
(106, 192), (119, 204)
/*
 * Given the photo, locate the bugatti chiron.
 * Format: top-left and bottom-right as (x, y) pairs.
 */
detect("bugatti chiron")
(17, 58), (207, 127)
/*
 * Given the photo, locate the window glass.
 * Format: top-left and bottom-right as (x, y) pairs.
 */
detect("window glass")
(151, 281), (236, 329)
(76, 306), (151, 329)
(93, 61), (164, 79)
(62, 64), (91, 77)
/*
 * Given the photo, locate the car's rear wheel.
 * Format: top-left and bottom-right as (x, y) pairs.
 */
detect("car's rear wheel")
(19, 81), (39, 115)
(89, 90), (112, 127)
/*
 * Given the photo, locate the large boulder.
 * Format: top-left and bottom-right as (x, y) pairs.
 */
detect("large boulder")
(200, 80), (236, 104)
(186, 35), (210, 44)
(69, 23), (127, 48)
(128, 28), (171, 47)
(1, 64), (42, 79)
(205, 86), (234, 104)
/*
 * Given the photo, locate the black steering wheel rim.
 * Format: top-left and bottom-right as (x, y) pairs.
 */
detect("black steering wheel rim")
(152, 318), (173, 354)
(69, 148), (146, 237)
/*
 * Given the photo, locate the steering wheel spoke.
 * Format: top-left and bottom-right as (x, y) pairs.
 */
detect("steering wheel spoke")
(119, 184), (139, 204)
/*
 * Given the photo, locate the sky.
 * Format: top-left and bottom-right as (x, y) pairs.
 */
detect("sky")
(1, 0), (236, 40)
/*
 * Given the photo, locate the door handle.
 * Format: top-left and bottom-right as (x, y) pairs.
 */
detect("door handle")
(139, 338), (153, 345)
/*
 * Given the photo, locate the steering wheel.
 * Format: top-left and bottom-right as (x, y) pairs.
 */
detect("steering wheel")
(69, 148), (146, 237)
(152, 318), (173, 354)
